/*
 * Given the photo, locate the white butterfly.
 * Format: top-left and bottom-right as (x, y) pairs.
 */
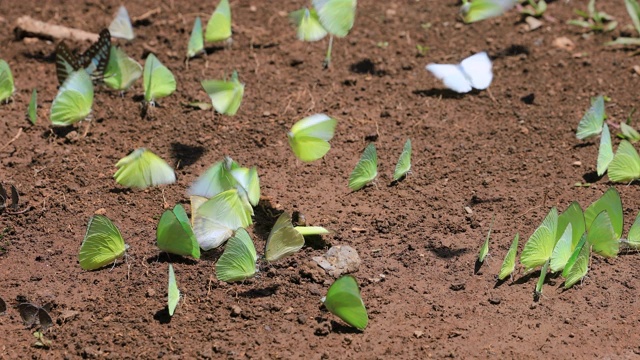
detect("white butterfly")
(425, 52), (493, 93)
(109, 6), (135, 41)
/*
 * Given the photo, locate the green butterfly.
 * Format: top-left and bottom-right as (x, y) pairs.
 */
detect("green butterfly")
(216, 228), (257, 282)
(205, 0), (232, 43)
(201, 71), (244, 116)
(104, 46), (143, 91)
(622, 211), (640, 250)
(192, 189), (253, 250)
(619, 122), (640, 143)
(114, 148), (176, 189)
(167, 264), (180, 316)
(157, 204), (200, 259)
(460, 0), (516, 23)
(289, 8), (328, 42)
(312, 0), (357, 67)
(348, 143), (378, 191)
(79, 215), (129, 270)
(549, 223), (574, 273)
(313, 0), (356, 37)
(584, 187), (623, 239)
(288, 114), (337, 162)
(556, 201), (586, 249)
(478, 216), (493, 263)
(393, 139), (412, 181)
(576, 95), (605, 140)
(0, 59), (15, 103)
(497, 233), (518, 281)
(265, 212), (305, 262)
(534, 259), (550, 298)
(520, 207), (558, 271)
(109, 6), (134, 41)
(587, 211), (619, 258)
(562, 233), (587, 278)
(229, 165), (260, 206)
(143, 53), (176, 105)
(597, 124), (613, 176)
(188, 157), (260, 207)
(27, 89), (37, 125)
(608, 140), (640, 183)
(322, 275), (368, 330)
(188, 158), (236, 198)
(563, 236), (590, 289)
(50, 70), (94, 126)
(187, 17), (205, 59)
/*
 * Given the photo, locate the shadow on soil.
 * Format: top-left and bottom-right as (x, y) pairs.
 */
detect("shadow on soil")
(170, 142), (205, 169)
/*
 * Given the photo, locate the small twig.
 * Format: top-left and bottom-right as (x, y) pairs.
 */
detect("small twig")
(14, 16), (99, 42)
(0, 128), (23, 152)
(132, 7), (161, 24)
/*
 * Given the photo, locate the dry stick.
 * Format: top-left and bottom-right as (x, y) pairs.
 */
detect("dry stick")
(0, 128), (22, 152)
(131, 7), (161, 24)
(14, 16), (99, 42)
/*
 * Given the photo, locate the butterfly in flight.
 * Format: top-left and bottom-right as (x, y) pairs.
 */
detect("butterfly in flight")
(56, 29), (111, 85)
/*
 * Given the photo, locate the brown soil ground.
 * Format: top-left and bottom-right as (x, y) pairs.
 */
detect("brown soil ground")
(1, 0), (640, 358)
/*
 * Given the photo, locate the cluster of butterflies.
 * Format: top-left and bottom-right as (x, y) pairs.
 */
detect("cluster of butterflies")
(478, 187), (640, 297)
(576, 95), (640, 183)
(78, 206), (367, 328)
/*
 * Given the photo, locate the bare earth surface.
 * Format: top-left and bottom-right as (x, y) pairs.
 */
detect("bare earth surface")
(1, 0), (640, 358)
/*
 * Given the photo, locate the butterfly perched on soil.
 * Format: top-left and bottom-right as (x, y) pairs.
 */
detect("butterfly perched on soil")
(56, 29), (112, 85)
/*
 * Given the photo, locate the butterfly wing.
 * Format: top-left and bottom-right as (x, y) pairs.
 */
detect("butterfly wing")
(393, 139), (412, 180)
(620, 122), (640, 142)
(563, 240), (590, 289)
(608, 140), (640, 183)
(27, 89), (37, 124)
(583, 187), (623, 239)
(167, 264), (180, 316)
(109, 6), (135, 40)
(192, 189), (252, 250)
(187, 17), (205, 58)
(79, 215), (127, 270)
(498, 233), (519, 280)
(205, 0), (232, 42)
(549, 224), (573, 273)
(626, 212), (640, 249)
(425, 63), (472, 93)
(348, 143), (378, 190)
(55, 42), (81, 85)
(50, 70), (94, 126)
(587, 211), (619, 258)
(290, 8), (328, 42)
(114, 148), (176, 189)
(597, 124), (614, 176)
(520, 207), (558, 271)
(104, 46), (143, 91)
(576, 95), (605, 140)
(215, 228), (257, 282)
(157, 204), (200, 259)
(80, 29), (112, 82)
(460, 52), (493, 90)
(200, 78), (243, 115)
(323, 275), (368, 330)
(0, 60), (15, 102)
(265, 212), (305, 262)
(143, 54), (177, 103)
(187, 160), (237, 198)
(312, 0), (357, 37)
(17, 303), (40, 327)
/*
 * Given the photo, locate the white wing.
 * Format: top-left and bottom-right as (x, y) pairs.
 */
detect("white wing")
(425, 64), (472, 93)
(459, 52), (493, 90)
(109, 6), (135, 40)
